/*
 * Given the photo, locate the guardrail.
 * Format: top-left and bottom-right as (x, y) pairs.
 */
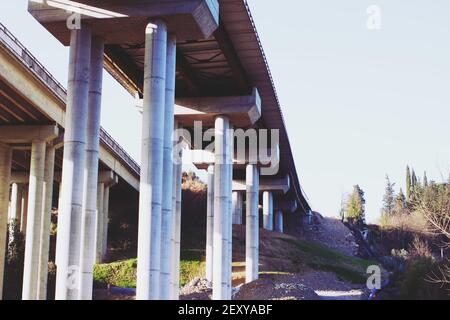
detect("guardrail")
(0, 22), (141, 177)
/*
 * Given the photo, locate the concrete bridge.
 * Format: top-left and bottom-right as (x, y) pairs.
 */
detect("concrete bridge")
(0, 0), (310, 301)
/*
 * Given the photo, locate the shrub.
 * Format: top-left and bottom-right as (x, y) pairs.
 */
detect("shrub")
(409, 236), (433, 259)
(399, 257), (447, 300)
(3, 220), (25, 300)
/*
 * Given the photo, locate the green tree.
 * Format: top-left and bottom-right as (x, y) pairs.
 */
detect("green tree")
(382, 175), (396, 216)
(406, 166), (412, 202)
(394, 188), (406, 213)
(346, 185), (366, 225)
(410, 169), (423, 207)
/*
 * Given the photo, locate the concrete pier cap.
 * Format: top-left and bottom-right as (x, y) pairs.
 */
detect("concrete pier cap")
(232, 174), (291, 195)
(186, 147), (280, 174)
(175, 88), (262, 128)
(0, 125), (59, 144)
(274, 199), (298, 213)
(28, 0), (220, 44)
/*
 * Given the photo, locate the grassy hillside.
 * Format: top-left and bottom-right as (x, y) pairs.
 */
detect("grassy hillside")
(94, 257), (205, 289)
(93, 226), (374, 290)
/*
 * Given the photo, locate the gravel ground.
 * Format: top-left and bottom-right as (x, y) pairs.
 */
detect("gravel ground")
(298, 270), (368, 300)
(303, 214), (359, 257)
(234, 274), (319, 300)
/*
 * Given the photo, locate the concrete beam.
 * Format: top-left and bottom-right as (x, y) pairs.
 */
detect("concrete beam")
(274, 200), (298, 213)
(0, 125), (59, 144)
(175, 87), (261, 128)
(0, 38), (138, 193)
(29, 0), (219, 44)
(10, 172), (29, 184)
(98, 171), (119, 186)
(232, 175), (290, 195)
(10, 170), (118, 185)
(186, 147), (279, 171)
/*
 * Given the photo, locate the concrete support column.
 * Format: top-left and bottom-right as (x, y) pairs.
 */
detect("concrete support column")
(160, 34), (177, 300)
(22, 140), (46, 300)
(232, 191), (243, 225)
(0, 143), (12, 300)
(227, 126), (234, 298)
(246, 164), (259, 283)
(37, 145), (55, 300)
(136, 20), (167, 300)
(8, 183), (23, 246)
(263, 191), (273, 231)
(274, 210), (284, 233)
(95, 182), (104, 264)
(55, 25), (92, 300)
(205, 164), (214, 283)
(9, 183), (22, 223)
(101, 186), (110, 261)
(170, 145), (183, 300)
(20, 186), (28, 234)
(79, 36), (104, 300)
(212, 116), (231, 300)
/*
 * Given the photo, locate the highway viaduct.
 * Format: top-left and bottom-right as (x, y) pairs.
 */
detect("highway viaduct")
(0, 0), (311, 300)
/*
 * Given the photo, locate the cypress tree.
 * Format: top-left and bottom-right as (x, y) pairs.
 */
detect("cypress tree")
(406, 166), (412, 201)
(395, 188), (406, 213)
(412, 169), (418, 189)
(382, 175), (395, 216)
(346, 185), (366, 225)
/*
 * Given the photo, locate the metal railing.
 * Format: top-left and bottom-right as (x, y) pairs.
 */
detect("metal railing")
(0, 22), (141, 177)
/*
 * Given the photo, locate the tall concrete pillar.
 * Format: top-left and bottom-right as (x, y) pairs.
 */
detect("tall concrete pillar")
(95, 182), (104, 264)
(274, 210), (284, 233)
(23, 140), (47, 300)
(227, 126), (234, 297)
(205, 164), (214, 283)
(232, 192), (243, 225)
(20, 187), (29, 235)
(55, 182), (62, 266)
(37, 145), (55, 300)
(170, 147), (183, 300)
(79, 36), (104, 300)
(101, 186), (110, 261)
(9, 183), (22, 223)
(8, 183), (23, 246)
(246, 164), (259, 283)
(212, 116), (231, 300)
(0, 143), (12, 300)
(136, 20), (167, 300)
(160, 34), (177, 300)
(55, 25), (92, 300)
(263, 191), (273, 231)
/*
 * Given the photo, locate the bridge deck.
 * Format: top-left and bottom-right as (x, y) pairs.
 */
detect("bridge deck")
(103, 0), (310, 212)
(0, 23), (140, 191)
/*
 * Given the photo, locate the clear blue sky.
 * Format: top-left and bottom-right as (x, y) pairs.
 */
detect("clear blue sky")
(1, 1), (449, 223)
